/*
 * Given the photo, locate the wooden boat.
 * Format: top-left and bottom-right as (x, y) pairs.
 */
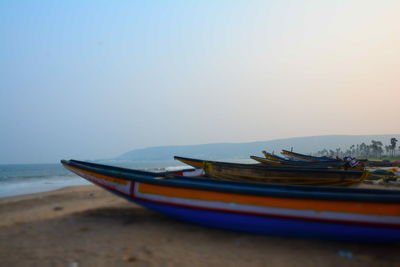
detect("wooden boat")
(281, 150), (338, 162)
(174, 156), (368, 186)
(250, 155), (345, 169)
(262, 151), (287, 161)
(253, 156), (365, 171)
(61, 159), (400, 242)
(251, 155), (366, 170)
(367, 160), (399, 167)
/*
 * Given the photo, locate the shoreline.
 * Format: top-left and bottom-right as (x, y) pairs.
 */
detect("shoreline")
(0, 185), (399, 266)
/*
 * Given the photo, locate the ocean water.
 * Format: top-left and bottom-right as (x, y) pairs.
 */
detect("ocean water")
(0, 160), (190, 198)
(0, 163), (88, 198)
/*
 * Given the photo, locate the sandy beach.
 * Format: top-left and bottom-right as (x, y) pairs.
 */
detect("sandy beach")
(0, 185), (399, 267)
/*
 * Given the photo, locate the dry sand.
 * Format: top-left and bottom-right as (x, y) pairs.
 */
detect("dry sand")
(0, 185), (399, 267)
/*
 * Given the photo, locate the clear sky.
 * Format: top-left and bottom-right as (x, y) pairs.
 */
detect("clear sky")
(1, 1), (399, 164)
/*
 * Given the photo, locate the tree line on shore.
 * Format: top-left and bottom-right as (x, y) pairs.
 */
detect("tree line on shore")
(314, 138), (399, 159)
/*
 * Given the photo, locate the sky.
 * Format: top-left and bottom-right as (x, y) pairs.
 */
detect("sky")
(1, 0), (399, 164)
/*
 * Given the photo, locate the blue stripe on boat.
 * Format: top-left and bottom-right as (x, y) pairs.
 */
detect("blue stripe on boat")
(135, 198), (400, 242)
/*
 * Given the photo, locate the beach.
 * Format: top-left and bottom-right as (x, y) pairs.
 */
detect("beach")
(0, 185), (398, 266)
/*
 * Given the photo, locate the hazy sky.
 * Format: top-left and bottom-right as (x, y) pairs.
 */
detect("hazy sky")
(1, 1), (399, 164)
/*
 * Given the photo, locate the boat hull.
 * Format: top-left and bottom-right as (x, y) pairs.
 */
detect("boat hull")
(61, 160), (400, 242)
(136, 200), (399, 241)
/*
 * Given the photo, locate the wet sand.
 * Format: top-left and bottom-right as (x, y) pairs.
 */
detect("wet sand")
(0, 185), (399, 266)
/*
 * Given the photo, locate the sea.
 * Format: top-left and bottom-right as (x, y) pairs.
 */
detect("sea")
(0, 160), (191, 198)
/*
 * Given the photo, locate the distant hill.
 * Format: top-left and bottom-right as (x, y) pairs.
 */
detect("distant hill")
(116, 134), (400, 161)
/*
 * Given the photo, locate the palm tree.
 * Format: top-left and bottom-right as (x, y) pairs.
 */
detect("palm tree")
(390, 138), (398, 156)
(350, 145), (355, 156)
(385, 145), (391, 156)
(370, 140), (383, 158)
(359, 142), (368, 157)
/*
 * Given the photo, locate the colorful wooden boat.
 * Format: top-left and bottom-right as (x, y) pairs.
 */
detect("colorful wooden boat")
(281, 150), (338, 162)
(61, 159), (400, 242)
(250, 156), (350, 169)
(174, 156), (368, 186)
(262, 151), (287, 161)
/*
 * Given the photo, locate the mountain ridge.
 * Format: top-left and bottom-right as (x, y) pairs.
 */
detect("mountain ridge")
(116, 134), (400, 161)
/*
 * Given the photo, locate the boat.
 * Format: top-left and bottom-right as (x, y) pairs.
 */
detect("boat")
(174, 156), (368, 186)
(61, 159), (400, 242)
(251, 155), (365, 170)
(281, 150), (338, 162)
(260, 151), (350, 168)
(262, 151), (287, 161)
(250, 155), (345, 169)
(367, 160), (400, 167)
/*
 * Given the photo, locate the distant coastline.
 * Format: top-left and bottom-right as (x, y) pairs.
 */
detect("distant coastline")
(116, 134), (400, 162)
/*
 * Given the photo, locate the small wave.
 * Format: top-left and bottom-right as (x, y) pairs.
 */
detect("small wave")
(0, 176), (90, 198)
(0, 173), (76, 181)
